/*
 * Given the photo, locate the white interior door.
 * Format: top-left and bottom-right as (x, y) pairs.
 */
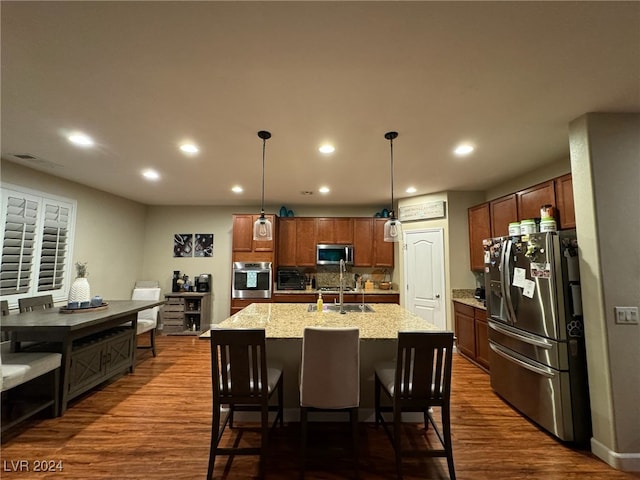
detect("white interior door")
(404, 229), (446, 330)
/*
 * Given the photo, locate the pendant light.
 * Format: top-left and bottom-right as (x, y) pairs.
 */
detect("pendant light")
(383, 131), (402, 242)
(253, 130), (273, 241)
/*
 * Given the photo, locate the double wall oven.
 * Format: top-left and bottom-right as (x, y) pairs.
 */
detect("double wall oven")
(232, 262), (272, 299)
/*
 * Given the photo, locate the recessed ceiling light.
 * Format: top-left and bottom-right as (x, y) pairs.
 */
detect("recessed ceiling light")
(319, 144), (335, 154)
(406, 187), (417, 194)
(454, 144), (474, 156)
(318, 186), (330, 194)
(231, 185), (243, 193)
(180, 143), (199, 154)
(68, 132), (94, 147)
(142, 169), (160, 181)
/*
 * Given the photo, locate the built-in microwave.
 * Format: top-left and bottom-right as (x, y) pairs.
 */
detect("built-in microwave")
(316, 244), (354, 266)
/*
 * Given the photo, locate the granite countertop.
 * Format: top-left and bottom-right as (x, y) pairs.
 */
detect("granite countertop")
(452, 297), (486, 310)
(203, 303), (440, 339)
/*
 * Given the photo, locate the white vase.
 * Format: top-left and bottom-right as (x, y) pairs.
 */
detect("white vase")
(69, 277), (91, 303)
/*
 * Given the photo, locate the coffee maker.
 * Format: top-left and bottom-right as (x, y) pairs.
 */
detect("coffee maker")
(195, 274), (211, 292)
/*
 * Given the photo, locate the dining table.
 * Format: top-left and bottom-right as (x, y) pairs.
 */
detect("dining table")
(0, 299), (165, 414)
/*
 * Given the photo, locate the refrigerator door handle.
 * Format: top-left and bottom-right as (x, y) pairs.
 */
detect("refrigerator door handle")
(488, 320), (553, 349)
(489, 341), (555, 378)
(502, 239), (517, 324)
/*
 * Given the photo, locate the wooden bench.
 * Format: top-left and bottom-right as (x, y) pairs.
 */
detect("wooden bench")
(1, 342), (62, 436)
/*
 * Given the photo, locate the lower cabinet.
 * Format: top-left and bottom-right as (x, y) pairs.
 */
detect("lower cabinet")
(453, 301), (489, 372)
(68, 326), (134, 399)
(234, 293), (401, 314)
(273, 293), (399, 305)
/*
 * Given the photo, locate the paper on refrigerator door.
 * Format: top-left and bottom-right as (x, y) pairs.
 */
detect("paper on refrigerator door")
(523, 279), (536, 298)
(512, 267), (527, 288)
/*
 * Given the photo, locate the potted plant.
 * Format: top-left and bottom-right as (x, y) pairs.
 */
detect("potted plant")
(68, 261), (91, 304)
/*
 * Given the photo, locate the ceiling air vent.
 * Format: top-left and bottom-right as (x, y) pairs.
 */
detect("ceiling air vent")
(9, 154), (62, 168)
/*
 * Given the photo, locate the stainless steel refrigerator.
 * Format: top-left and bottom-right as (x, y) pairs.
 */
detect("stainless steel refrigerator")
(484, 229), (591, 444)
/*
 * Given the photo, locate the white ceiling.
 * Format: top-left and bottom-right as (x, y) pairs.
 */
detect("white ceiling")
(2, 1), (639, 208)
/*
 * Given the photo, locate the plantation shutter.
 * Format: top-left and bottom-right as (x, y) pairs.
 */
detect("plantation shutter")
(1, 184), (76, 304)
(37, 202), (70, 292)
(0, 194), (38, 296)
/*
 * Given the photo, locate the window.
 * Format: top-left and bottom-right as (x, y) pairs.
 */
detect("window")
(0, 184), (76, 306)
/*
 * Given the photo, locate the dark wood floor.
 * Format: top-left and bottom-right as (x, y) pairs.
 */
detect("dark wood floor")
(2, 335), (638, 479)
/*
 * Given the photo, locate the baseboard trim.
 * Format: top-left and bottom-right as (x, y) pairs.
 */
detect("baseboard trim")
(591, 437), (640, 472)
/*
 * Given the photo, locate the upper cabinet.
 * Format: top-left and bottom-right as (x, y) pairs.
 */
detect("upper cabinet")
(555, 174), (576, 229)
(352, 218), (394, 267)
(468, 173), (576, 271)
(490, 194), (518, 237)
(232, 214), (275, 253)
(232, 214), (276, 263)
(353, 218), (374, 266)
(294, 218), (317, 266)
(277, 218), (297, 266)
(272, 217), (394, 268)
(373, 219), (394, 267)
(316, 217), (354, 244)
(516, 180), (555, 220)
(468, 203), (491, 271)
(277, 217), (316, 267)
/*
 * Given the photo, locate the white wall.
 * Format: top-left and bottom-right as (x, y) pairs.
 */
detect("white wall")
(1, 161), (147, 300)
(569, 113), (640, 470)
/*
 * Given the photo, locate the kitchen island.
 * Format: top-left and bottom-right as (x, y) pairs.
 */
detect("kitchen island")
(202, 302), (442, 419)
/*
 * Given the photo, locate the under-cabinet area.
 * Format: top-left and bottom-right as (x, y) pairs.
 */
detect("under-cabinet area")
(160, 292), (211, 335)
(453, 299), (489, 372)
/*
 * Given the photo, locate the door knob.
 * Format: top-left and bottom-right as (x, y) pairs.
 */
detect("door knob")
(435, 294), (440, 298)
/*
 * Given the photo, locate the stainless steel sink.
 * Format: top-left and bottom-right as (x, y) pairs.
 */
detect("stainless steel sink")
(307, 303), (375, 313)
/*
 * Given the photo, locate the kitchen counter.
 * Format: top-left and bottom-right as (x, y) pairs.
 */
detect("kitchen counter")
(202, 302), (441, 416)
(204, 302), (439, 340)
(452, 297), (486, 310)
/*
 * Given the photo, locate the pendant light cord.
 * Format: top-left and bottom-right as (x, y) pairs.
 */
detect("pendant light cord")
(385, 131), (398, 219)
(389, 136), (394, 217)
(261, 137), (266, 216)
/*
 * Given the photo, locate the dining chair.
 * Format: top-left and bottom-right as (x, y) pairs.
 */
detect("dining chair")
(18, 294), (54, 312)
(299, 326), (360, 478)
(374, 331), (456, 480)
(13, 295), (55, 350)
(131, 286), (161, 357)
(208, 328), (283, 479)
(1, 300), (9, 341)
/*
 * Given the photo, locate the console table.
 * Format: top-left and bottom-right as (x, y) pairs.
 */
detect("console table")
(0, 299), (165, 414)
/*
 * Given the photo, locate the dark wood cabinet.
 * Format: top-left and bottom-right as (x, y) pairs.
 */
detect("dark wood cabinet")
(230, 298), (272, 316)
(295, 218), (317, 266)
(277, 218), (297, 266)
(516, 180), (555, 221)
(555, 173), (576, 229)
(474, 308), (490, 370)
(454, 302), (476, 359)
(272, 292), (399, 305)
(373, 219), (394, 267)
(490, 194), (518, 237)
(453, 301), (489, 372)
(316, 217), (353, 244)
(232, 214), (275, 254)
(353, 218), (374, 266)
(468, 203), (491, 271)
